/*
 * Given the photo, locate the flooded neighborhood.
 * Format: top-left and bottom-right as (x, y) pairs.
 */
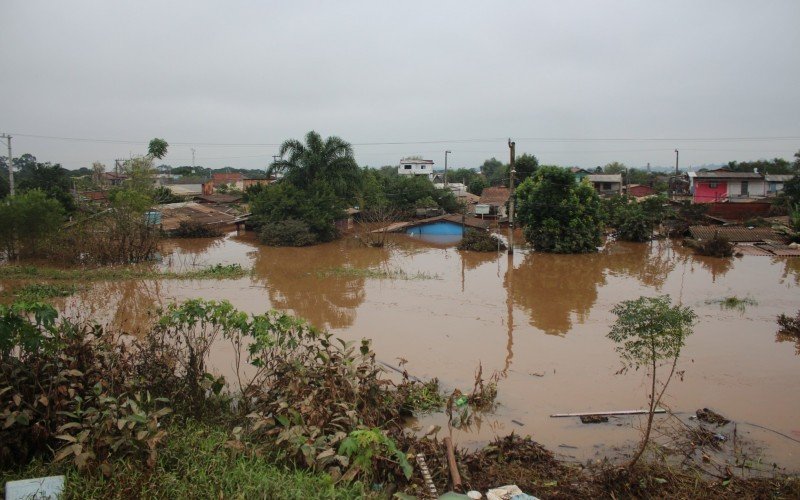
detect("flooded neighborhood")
(3, 2), (800, 498)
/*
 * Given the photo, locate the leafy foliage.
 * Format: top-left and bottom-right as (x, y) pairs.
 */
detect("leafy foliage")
(338, 429), (412, 480)
(609, 296), (696, 368)
(269, 130), (361, 203)
(258, 219), (318, 246)
(457, 230), (506, 252)
(516, 167), (604, 253)
(173, 220), (224, 238)
(147, 138), (169, 160)
(608, 295), (696, 467)
(0, 190), (65, 259)
(250, 181), (341, 244)
(0, 302), (172, 471)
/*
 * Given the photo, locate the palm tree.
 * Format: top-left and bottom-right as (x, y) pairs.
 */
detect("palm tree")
(269, 131), (361, 201)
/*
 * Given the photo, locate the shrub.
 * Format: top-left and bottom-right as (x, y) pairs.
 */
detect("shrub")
(777, 310), (800, 336)
(258, 219), (317, 246)
(173, 220), (224, 238)
(608, 295), (696, 467)
(0, 302), (173, 470)
(686, 231), (734, 257)
(458, 230), (507, 252)
(0, 190), (64, 259)
(616, 205), (653, 242)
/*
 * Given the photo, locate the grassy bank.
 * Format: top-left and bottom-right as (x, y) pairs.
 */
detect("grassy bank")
(1, 299), (797, 499)
(0, 421), (363, 499)
(0, 263), (250, 281)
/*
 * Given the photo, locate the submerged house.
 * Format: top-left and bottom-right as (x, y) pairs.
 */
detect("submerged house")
(477, 187), (511, 219)
(569, 167), (591, 182)
(765, 174), (794, 196)
(376, 214), (491, 244)
(687, 169), (765, 203)
(586, 174), (623, 196)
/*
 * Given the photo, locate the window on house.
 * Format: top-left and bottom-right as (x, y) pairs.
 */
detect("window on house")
(603, 183), (611, 190)
(741, 181), (749, 196)
(420, 165), (426, 169)
(404, 165), (412, 170)
(708, 182), (718, 188)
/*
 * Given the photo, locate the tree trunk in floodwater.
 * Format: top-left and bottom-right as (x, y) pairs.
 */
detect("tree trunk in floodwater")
(629, 350), (658, 468)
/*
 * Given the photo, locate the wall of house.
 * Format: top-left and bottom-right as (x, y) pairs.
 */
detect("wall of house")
(398, 163), (433, 176)
(693, 180), (728, 203)
(406, 221), (464, 236)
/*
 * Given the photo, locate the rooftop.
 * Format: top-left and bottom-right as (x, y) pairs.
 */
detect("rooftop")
(688, 225), (787, 243)
(690, 171), (763, 179)
(587, 174), (623, 183)
(376, 214), (491, 233)
(479, 187), (511, 205)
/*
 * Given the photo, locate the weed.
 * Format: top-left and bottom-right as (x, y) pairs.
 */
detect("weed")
(316, 266), (439, 280)
(777, 309), (800, 337)
(686, 231), (734, 257)
(706, 295), (758, 313)
(13, 283), (78, 301)
(0, 264), (250, 281)
(0, 421), (363, 499)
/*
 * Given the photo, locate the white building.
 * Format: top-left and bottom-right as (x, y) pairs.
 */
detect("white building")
(398, 158), (435, 177)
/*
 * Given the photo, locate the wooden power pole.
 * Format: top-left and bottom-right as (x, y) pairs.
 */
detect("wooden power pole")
(507, 139), (516, 255)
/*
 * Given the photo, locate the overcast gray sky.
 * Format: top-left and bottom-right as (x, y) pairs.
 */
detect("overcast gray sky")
(2, 0), (799, 171)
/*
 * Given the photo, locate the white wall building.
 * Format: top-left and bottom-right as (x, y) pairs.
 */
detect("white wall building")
(398, 158), (435, 177)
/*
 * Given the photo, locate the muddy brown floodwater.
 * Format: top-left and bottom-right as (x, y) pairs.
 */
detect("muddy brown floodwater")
(11, 232), (800, 470)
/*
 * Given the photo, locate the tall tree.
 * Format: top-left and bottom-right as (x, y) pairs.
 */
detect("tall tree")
(148, 138), (169, 159)
(513, 153), (539, 184)
(269, 130), (361, 202)
(516, 166), (604, 253)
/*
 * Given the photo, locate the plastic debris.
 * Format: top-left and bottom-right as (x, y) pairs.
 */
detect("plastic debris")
(455, 395), (469, 407)
(5, 476), (64, 500)
(486, 484), (539, 500)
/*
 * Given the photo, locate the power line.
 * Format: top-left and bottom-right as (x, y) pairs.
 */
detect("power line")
(9, 132), (800, 148)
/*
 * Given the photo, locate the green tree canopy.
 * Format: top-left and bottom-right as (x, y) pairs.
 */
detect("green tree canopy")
(513, 153), (539, 184)
(515, 166), (604, 253)
(603, 161), (627, 175)
(480, 157), (508, 186)
(148, 138), (169, 159)
(270, 131), (361, 203)
(0, 190), (64, 258)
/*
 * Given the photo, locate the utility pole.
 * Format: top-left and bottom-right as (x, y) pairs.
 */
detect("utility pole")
(444, 150), (451, 187)
(507, 139), (516, 255)
(1, 134), (13, 195)
(674, 149), (679, 176)
(191, 148), (196, 172)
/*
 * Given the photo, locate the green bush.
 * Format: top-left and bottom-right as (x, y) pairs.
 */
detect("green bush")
(616, 205), (653, 242)
(458, 230), (507, 252)
(516, 167), (604, 253)
(250, 182), (340, 244)
(173, 220), (224, 238)
(258, 219), (318, 246)
(0, 190), (64, 259)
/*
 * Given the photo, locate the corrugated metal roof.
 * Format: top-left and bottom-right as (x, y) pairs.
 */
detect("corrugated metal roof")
(376, 214), (491, 233)
(692, 171), (762, 179)
(689, 225), (784, 243)
(765, 174), (795, 182)
(479, 187), (511, 205)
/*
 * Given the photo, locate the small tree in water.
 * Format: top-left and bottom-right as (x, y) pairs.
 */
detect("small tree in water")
(608, 295), (696, 468)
